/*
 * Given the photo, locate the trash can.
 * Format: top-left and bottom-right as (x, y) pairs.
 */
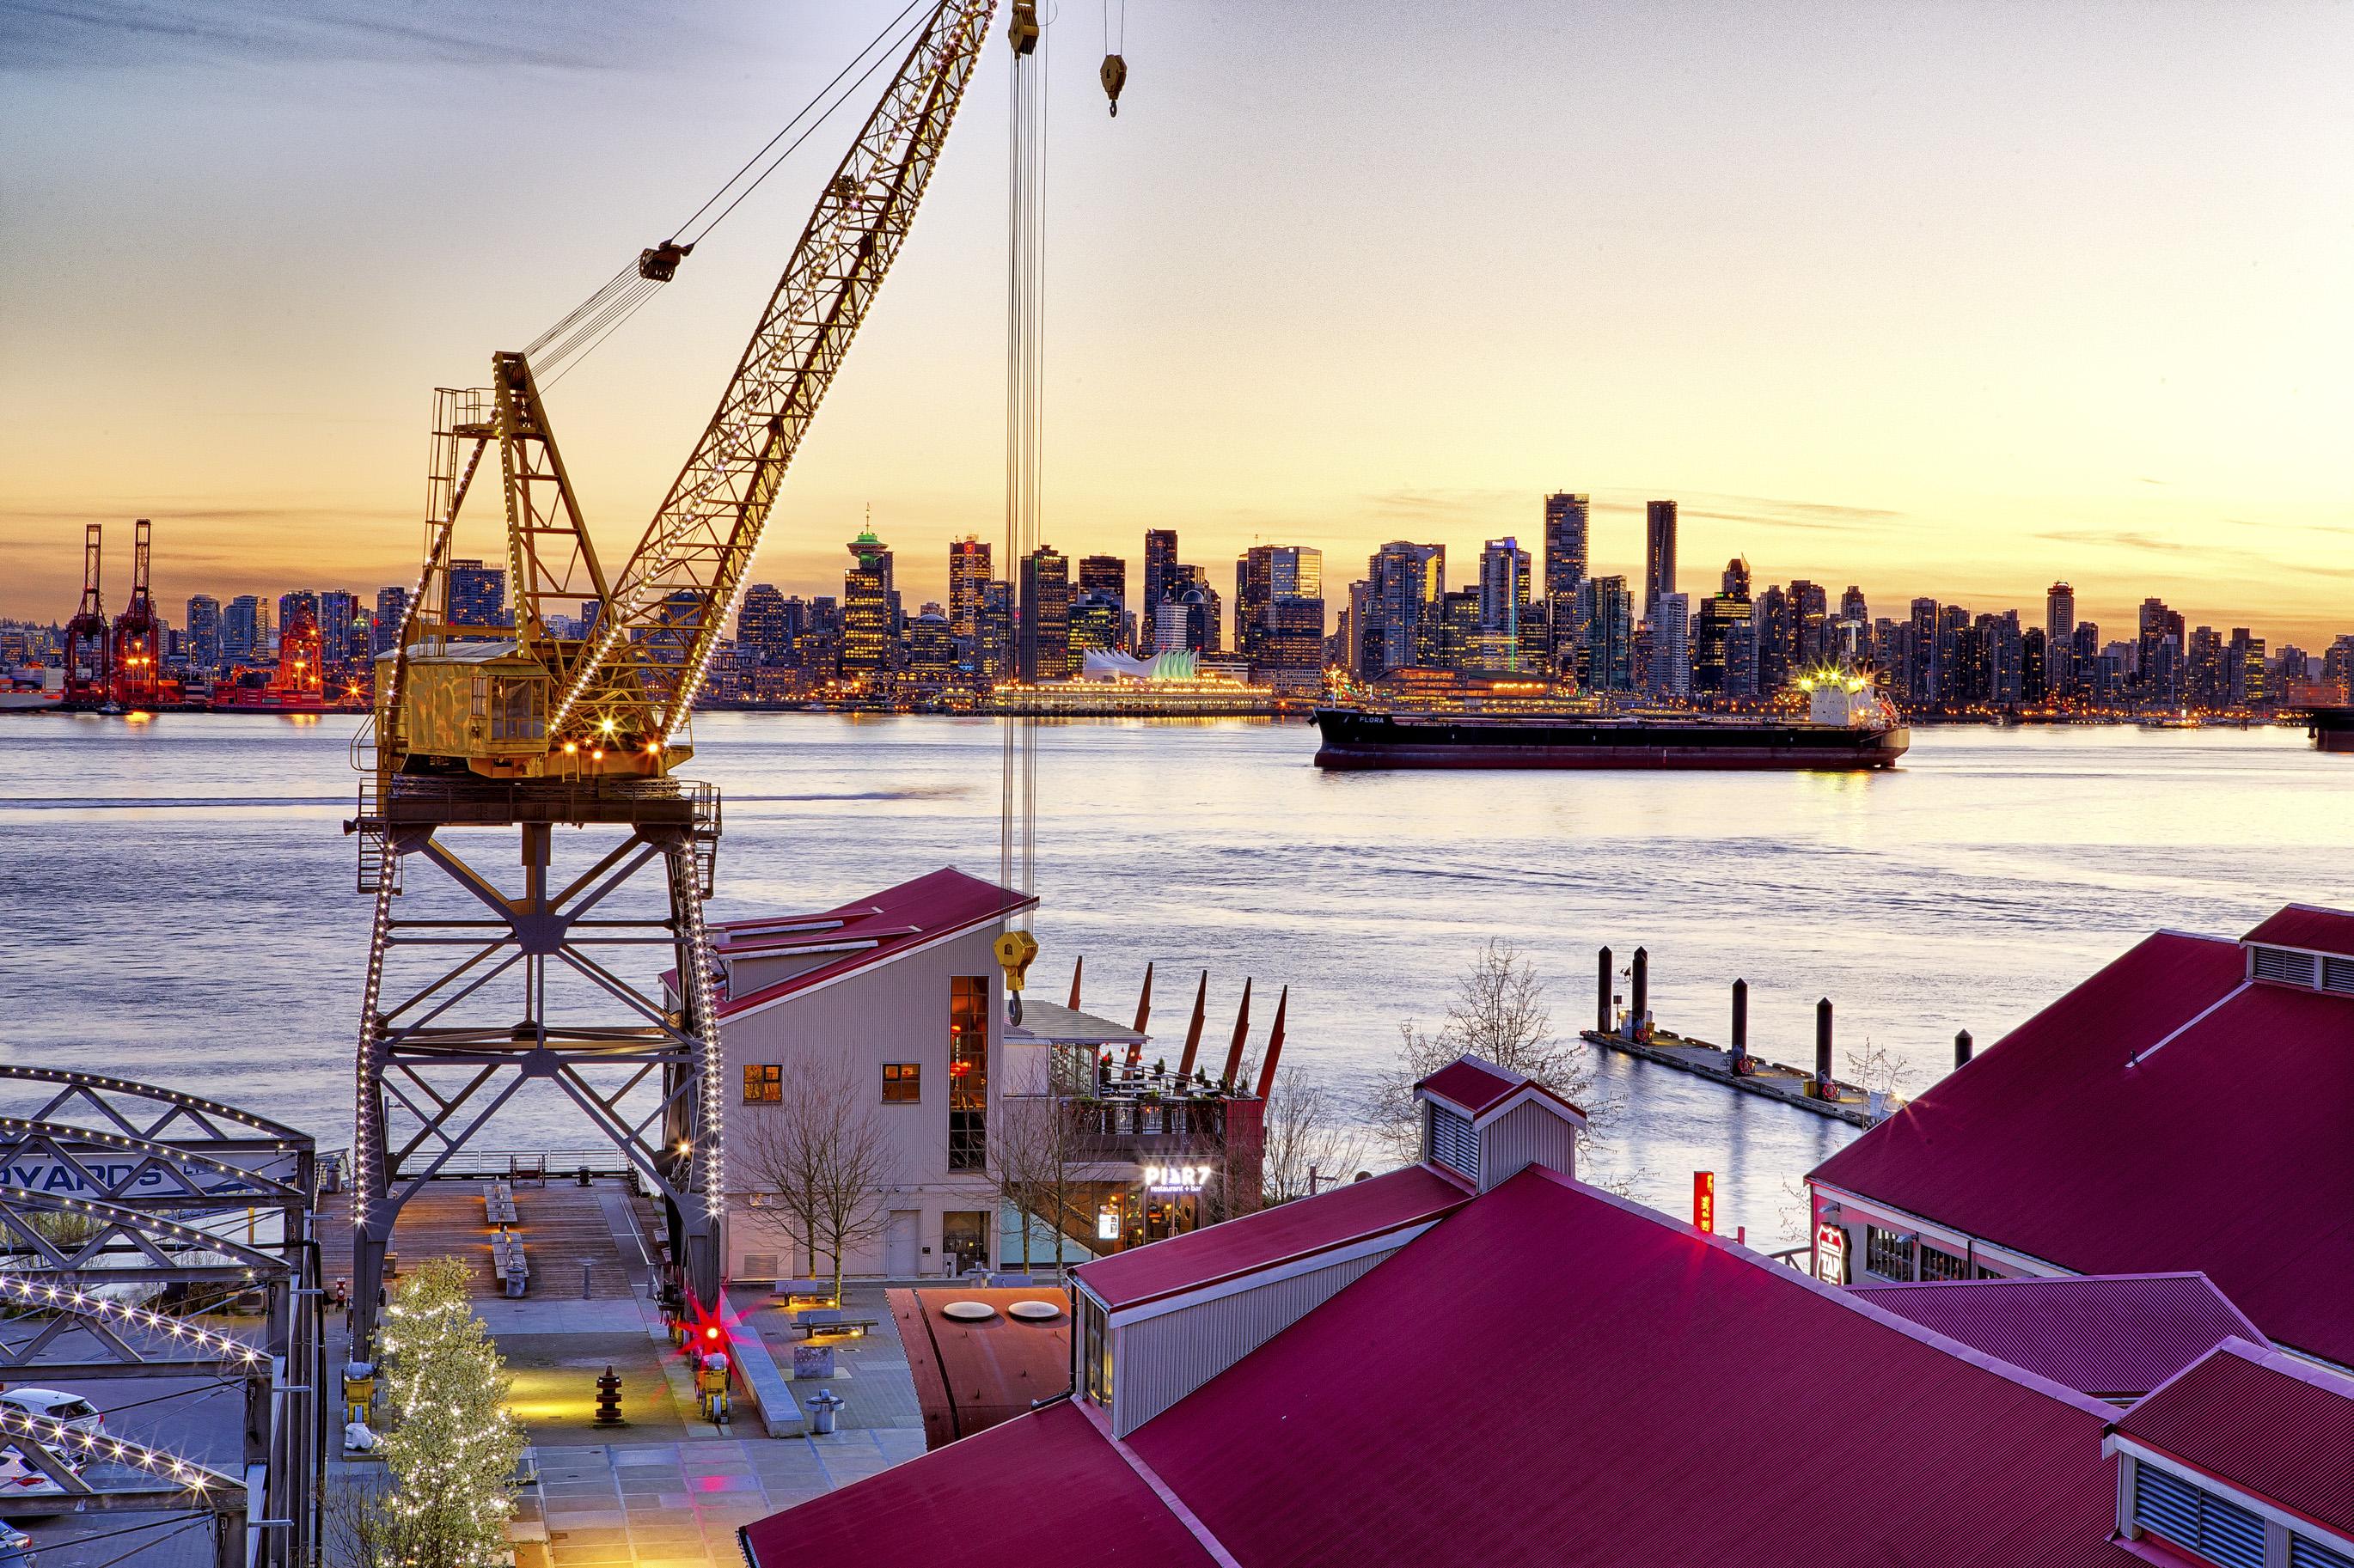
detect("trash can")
(806, 1390), (844, 1436)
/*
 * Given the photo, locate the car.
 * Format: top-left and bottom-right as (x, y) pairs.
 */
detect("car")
(0, 1394), (98, 1443)
(0, 1448), (59, 1494)
(0, 1523), (33, 1565)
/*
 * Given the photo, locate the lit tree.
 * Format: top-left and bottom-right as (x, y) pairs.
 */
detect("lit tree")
(372, 1256), (524, 1568)
(1372, 939), (1594, 1162)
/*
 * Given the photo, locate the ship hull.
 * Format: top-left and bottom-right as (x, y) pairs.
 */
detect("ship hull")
(1312, 709), (1910, 771)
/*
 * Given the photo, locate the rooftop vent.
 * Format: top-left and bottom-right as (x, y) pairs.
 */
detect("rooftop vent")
(2249, 945), (2320, 990)
(1428, 1104), (1478, 1181)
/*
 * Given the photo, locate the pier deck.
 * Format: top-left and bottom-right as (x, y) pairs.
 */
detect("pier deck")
(1580, 1027), (1899, 1127)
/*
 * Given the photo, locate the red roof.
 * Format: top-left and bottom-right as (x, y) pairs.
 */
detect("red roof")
(1070, 1163), (1470, 1312)
(712, 868), (1034, 1017)
(1123, 1168), (2131, 1567)
(2243, 904), (2354, 960)
(2116, 1338), (2354, 1538)
(738, 1398), (1216, 1568)
(1415, 1058), (1519, 1114)
(887, 1286), (1073, 1450)
(1852, 1272), (2265, 1399)
(1811, 924), (2354, 1368)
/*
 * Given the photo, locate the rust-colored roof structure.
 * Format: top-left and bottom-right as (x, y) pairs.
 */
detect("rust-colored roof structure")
(2114, 1337), (2354, 1542)
(709, 868), (1036, 1018)
(888, 1286), (1073, 1450)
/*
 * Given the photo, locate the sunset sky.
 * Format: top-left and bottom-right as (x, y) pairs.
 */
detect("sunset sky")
(4, 1), (2351, 645)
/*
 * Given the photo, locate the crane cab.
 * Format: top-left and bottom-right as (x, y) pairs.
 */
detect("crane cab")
(382, 644), (688, 780)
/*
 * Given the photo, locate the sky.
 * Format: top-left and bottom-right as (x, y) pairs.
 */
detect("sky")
(3, 0), (2351, 645)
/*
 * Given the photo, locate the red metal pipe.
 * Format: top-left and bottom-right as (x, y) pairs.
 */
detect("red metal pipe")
(1220, 978), (1253, 1089)
(1175, 972), (1208, 1079)
(1253, 985), (1288, 1100)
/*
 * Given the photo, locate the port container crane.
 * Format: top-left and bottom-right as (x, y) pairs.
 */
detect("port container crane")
(348, 0), (1002, 1352)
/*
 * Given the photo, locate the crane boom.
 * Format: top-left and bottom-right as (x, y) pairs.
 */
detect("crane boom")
(553, 0), (1000, 744)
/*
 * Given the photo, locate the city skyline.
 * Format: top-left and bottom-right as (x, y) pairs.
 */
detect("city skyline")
(4, 3), (2351, 640)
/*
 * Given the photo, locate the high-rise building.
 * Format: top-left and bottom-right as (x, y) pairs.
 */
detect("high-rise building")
(1692, 593), (1752, 700)
(1907, 598), (1941, 706)
(841, 527), (898, 680)
(1935, 605), (1970, 705)
(1069, 592), (1122, 656)
(948, 537), (991, 642)
(1543, 493), (1589, 611)
(318, 590), (364, 674)
(1262, 598), (1326, 671)
(448, 559), (506, 633)
(1577, 576), (1635, 693)
(1755, 585), (1791, 695)
(1721, 558), (1752, 597)
(373, 586), (410, 655)
(1788, 580), (1828, 668)
(1232, 546), (1318, 664)
(1644, 593), (1691, 698)
(1360, 541), (1445, 676)
(1142, 529), (1179, 642)
(1643, 501), (1678, 624)
(1079, 553), (1127, 618)
(222, 595), (260, 666)
(2021, 625), (2048, 703)
(1019, 546), (1071, 680)
(183, 595), (221, 674)
(974, 581), (1014, 682)
(903, 612), (956, 686)
(1477, 538), (1532, 671)
(737, 583), (795, 666)
(2045, 583), (2076, 699)
(2229, 628), (2267, 708)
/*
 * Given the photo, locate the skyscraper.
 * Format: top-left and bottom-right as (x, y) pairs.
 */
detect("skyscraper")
(1908, 597), (1941, 705)
(1644, 593), (1691, 698)
(2045, 583), (2076, 698)
(317, 590), (364, 673)
(841, 527), (897, 680)
(1643, 501), (1678, 624)
(948, 536), (991, 642)
(1721, 558), (1752, 597)
(1578, 577), (1635, 693)
(1019, 546), (1071, 680)
(1142, 529), (1179, 644)
(737, 583), (794, 666)
(975, 580), (1014, 681)
(222, 595), (260, 665)
(1543, 493), (1588, 607)
(1360, 541), (1445, 676)
(184, 595), (221, 674)
(1692, 593), (1751, 700)
(373, 586), (410, 655)
(448, 559), (506, 633)
(1477, 537), (1532, 670)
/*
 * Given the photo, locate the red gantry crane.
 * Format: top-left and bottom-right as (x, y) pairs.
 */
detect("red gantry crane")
(347, 0), (1004, 1351)
(110, 518), (165, 710)
(62, 523), (109, 706)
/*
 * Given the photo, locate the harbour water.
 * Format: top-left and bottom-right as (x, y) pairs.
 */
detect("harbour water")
(4, 712), (2348, 1248)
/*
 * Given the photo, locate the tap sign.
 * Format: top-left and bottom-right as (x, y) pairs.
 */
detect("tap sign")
(1692, 1171), (1715, 1235)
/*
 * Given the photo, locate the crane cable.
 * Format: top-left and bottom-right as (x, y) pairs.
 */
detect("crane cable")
(1002, 5), (1049, 901)
(527, 0), (939, 386)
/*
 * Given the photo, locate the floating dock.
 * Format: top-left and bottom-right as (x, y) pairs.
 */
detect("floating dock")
(1578, 1026), (1896, 1128)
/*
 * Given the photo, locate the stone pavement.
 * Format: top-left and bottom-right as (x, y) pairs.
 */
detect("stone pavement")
(327, 1179), (932, 1565)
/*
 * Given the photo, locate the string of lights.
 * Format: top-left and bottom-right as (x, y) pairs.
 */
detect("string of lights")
(0, 1273), (265, 1365)
(0, 1406), (237, 1496)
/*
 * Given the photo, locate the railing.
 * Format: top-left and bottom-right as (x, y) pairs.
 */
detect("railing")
(1061, 1097), (1232, 1161)
(389, 1148), (640, 1181)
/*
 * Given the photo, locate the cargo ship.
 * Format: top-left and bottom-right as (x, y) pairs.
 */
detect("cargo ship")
(1313, 674), (1909, 771)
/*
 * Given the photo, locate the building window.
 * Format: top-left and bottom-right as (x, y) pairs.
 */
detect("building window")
(742, 1064), (780, 1104)
(2134, 1463), (2265, 1568)
(1973, 1262), (2003, 1279)
(948, 975), (989, 1170)
(1079, 1296), (1113, 1409)
(882, 1062), (920, 1104)
(1918, 1242), (1970, 1282)
(1865, 1224), (1916, 1281)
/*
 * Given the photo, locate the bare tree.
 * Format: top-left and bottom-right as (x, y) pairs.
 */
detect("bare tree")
(737, 1057), (897, 1301)
(1372, 940), (1593, 1162)
(1256, 1068), (1368, 1207)
(987, 1093), (1124, 1272)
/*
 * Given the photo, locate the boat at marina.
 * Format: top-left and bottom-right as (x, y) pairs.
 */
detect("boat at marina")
(1313, 672), (1909, 771)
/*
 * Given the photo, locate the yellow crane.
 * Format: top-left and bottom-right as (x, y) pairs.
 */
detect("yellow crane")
(347, 0), (1006, 1351)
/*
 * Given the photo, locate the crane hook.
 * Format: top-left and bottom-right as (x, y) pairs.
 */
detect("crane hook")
(637, 240), (694, 282)
(1099, 52), (1127, 116)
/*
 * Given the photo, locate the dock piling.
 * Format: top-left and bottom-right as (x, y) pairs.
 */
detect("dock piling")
(1596, 946), (1612, 1034)
(1954, 1029), (1973, 1068)
(1632, 947), (1649, 1034)
(1731, 979), (1748, 1071)
(1815, 998), (1834, 1092)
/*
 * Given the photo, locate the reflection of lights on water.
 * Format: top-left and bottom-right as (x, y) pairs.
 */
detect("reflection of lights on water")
(289, 713), (320, 727)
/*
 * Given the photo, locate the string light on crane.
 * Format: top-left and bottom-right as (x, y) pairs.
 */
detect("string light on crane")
(0, 1274), (265, 1365)
(0, 1406), (236, 1495)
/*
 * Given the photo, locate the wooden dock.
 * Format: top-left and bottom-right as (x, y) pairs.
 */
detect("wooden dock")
(1579, 1027), (1898, 1128)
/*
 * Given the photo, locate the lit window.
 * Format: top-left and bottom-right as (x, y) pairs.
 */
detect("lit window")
(742, 1064), (781, 1104)
(883, 1063), (920, 1104)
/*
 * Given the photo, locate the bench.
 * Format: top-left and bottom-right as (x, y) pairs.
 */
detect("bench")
(770, 1278), (838, 1309)
(492, 1231), (529, 1297)
(790, 1308), (875, 1339)
(484, 1181), (519, 1227)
